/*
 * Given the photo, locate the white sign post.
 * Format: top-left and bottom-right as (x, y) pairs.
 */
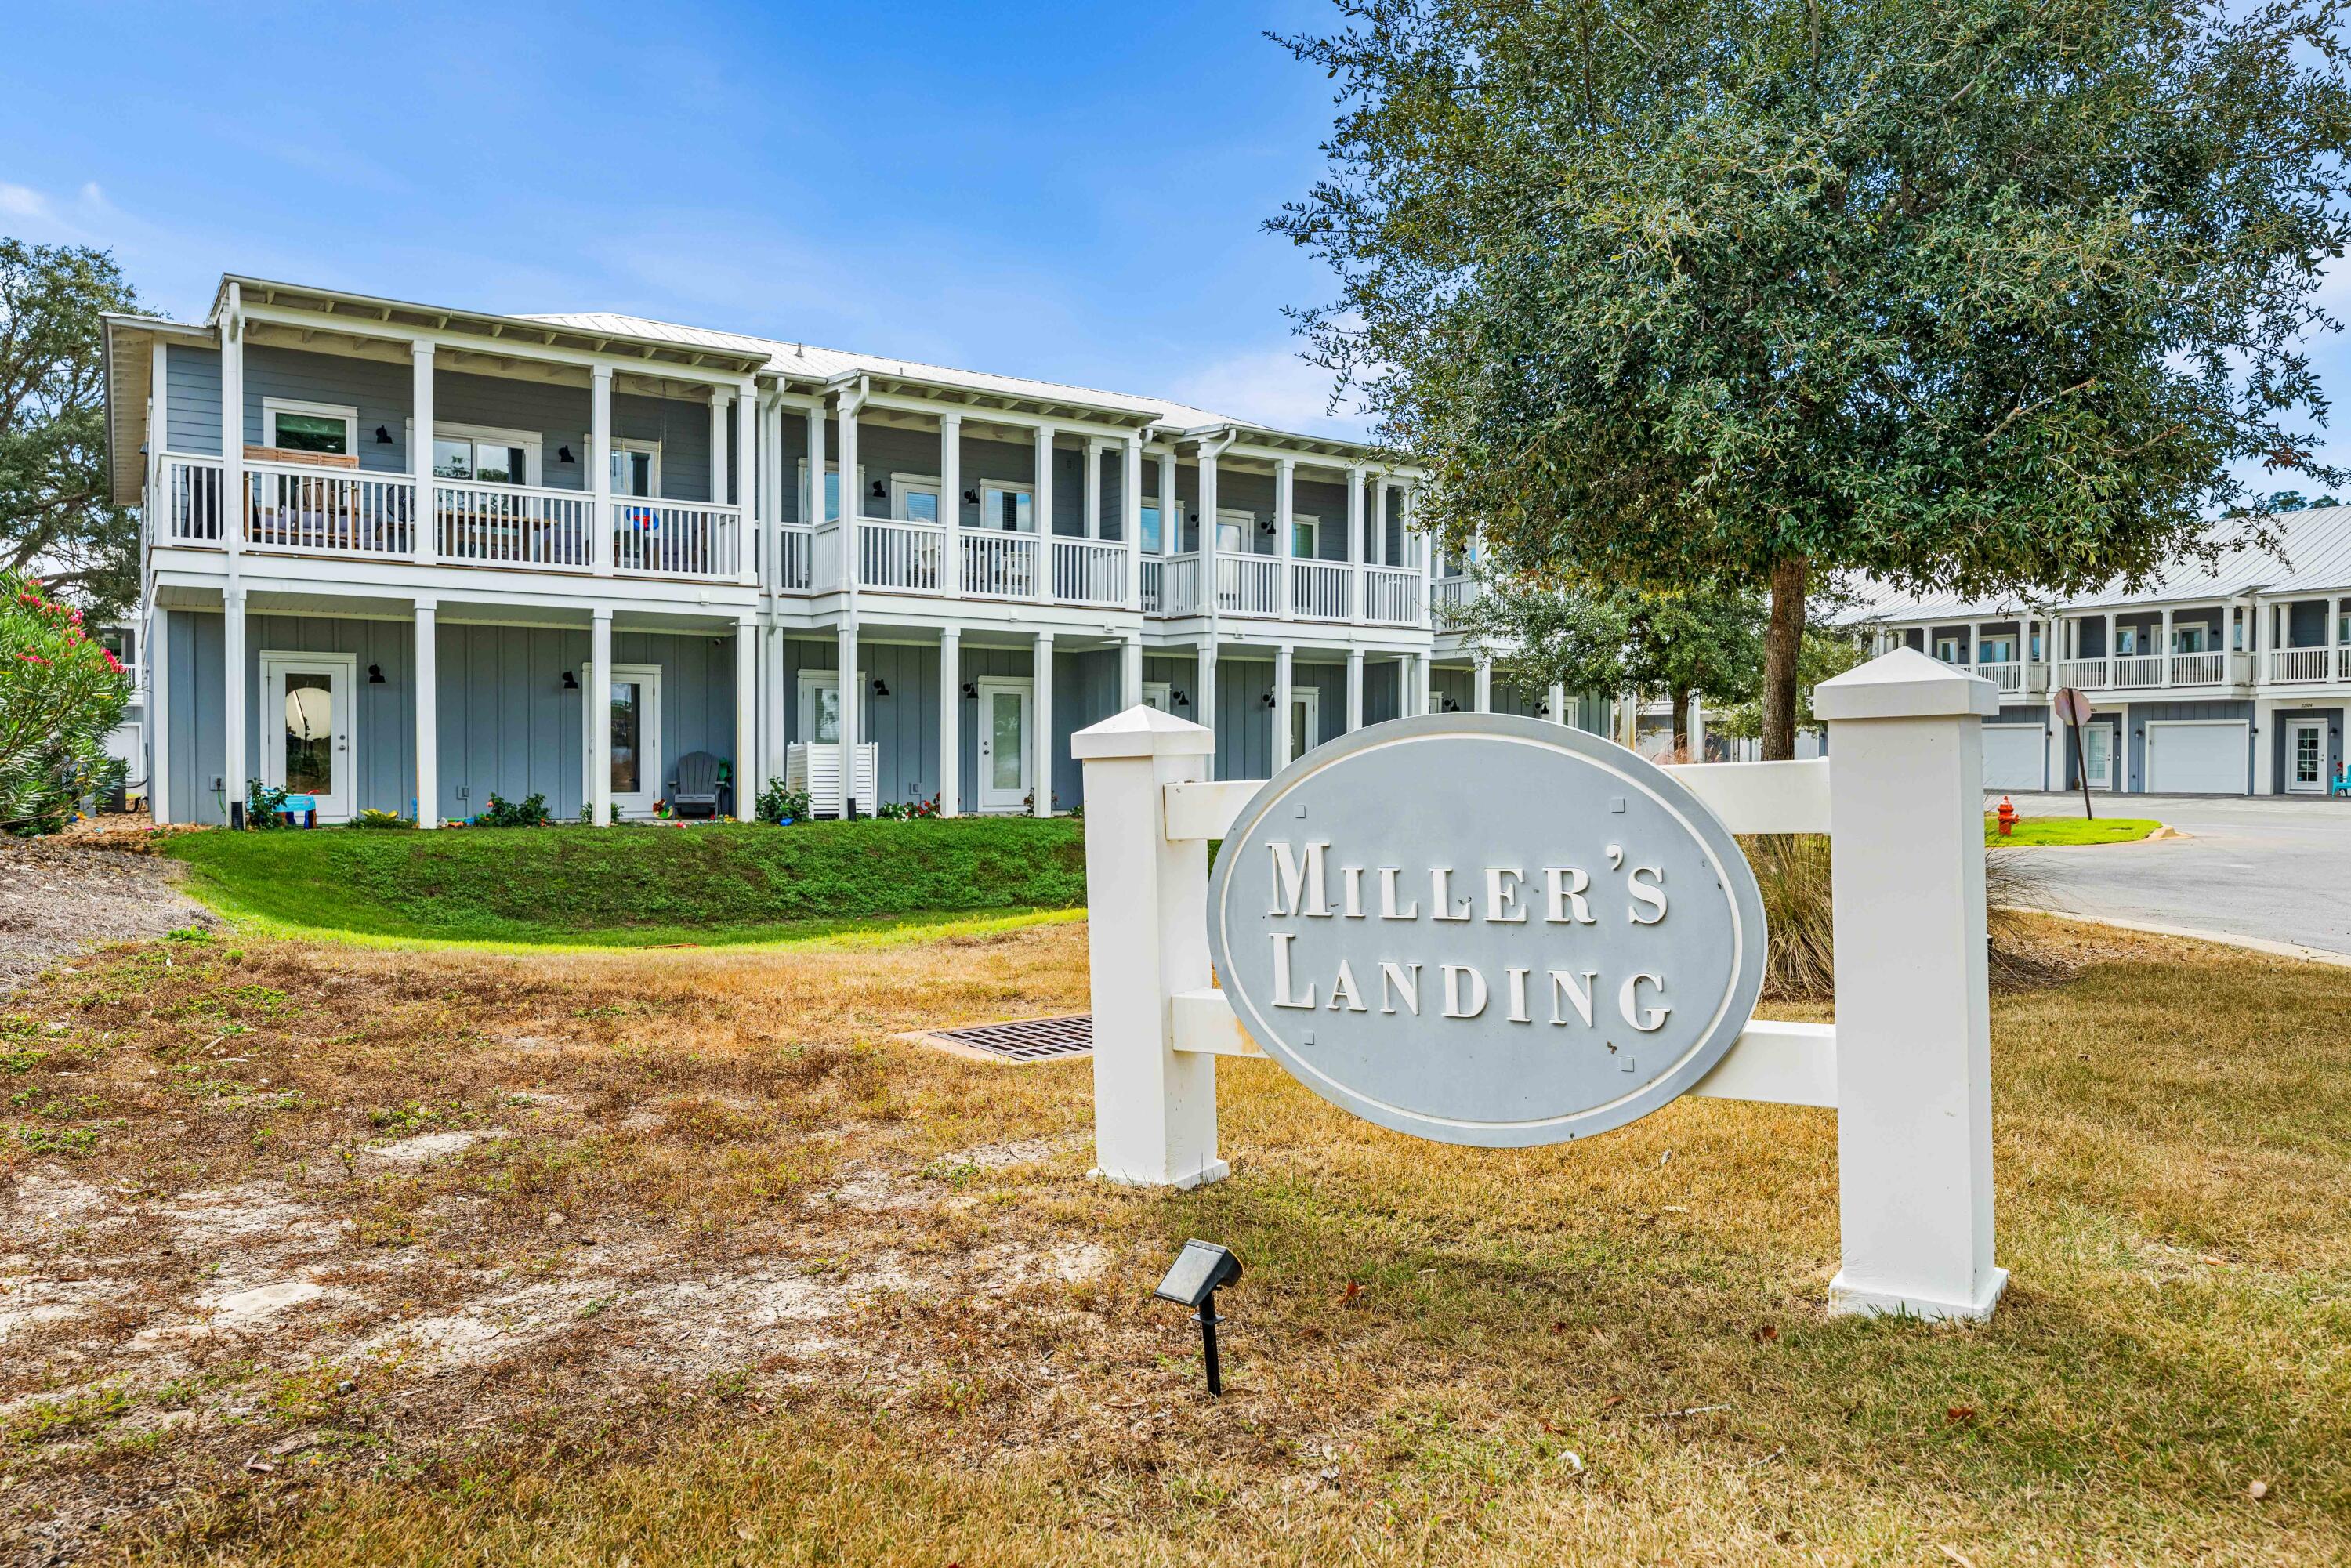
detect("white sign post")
(1075, 648), (2005, 1321)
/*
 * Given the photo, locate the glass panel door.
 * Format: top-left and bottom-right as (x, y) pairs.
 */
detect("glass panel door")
(284, 675), (334, 798)
(610, 681), (642, 795)
(2289, 720), (2325, 791)
(260, 654), (356, 822)
(2083, 724), (2114, 789)
(977, 682), (1031, 812)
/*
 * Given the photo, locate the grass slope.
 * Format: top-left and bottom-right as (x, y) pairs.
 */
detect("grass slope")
(1987, 814), (2161, 846)
(163, 818), (1086, 947)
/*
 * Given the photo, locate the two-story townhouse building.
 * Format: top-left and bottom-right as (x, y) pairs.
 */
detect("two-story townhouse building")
(101, 276), (1615, 827)
(1841, 505), (2351, 797)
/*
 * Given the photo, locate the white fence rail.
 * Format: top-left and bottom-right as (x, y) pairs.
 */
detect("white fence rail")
(777, 524), (815, 592)
(1972, 661), (2023, 692)
(2270, 646), (2335, 682)
(2168, 650), (2226, 685)
(437, 480), (592, 568)
(1364, 566), (1421, 625)
(244, 461), (414, 557)
(161, 455), (225, 542)
(2111, 654), (2165, 689)
(1217, 554), (1280, 617)
(962, 531), (1038, 599)
(1290, 559), (1349, 620)
(1053, 538), (1125, 606)
(2057, 658), (2106, 690)
(1154, 554), (1201, 616)
(1433, 575), (1476, 618)
(612, 501), (740, 579)
(857, 517), (947, 594)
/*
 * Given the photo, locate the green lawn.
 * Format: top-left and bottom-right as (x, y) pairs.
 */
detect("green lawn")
(1986, 814), (2161, 846)
(163, 817), (1087, 947)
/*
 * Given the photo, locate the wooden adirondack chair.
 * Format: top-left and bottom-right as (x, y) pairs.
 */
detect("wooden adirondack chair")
(671, 751), (723, 817)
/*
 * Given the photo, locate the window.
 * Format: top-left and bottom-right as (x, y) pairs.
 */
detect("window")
(263, 398), (357, 457)
(891, 473), (943, 523)
(1980, 637), (2016, 663)
(610, 440), (660, 498)
(433, 423), (541, 487)
(1140, 502), (1181, 555)
(100, 626), (136, 670)
(2174, 624), (2208, 654)
(797, 460), (847, 523)
(1217, 510), (1251, 555)
(1291, 514), (1320, 558)
(1933, 636), (1966, 664)
(2116, 626), (2141, 655)
(979, 482), (1034, 533)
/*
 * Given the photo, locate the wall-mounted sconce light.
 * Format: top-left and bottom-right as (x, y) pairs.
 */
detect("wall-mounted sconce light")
(870, 479), (888, 501)
(367, 664), (386, 684)
(1257, 518), (1274, 534)
(962, 489), (979, 505)
(1260, 692), (1277, 708)
(1442, 696), (1462, 712)
(375, 425), (393, 444)
(1172, 689), (1191, 708)
(557, 445), (575, 464)
(961, 680), (979, 699)
(872, 678), (890, 697)
(562, 670), (581, 692)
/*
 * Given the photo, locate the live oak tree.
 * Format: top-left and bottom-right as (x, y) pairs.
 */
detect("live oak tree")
(1459, 574), (1763, 754)
(1273, 0), (2351, 756)
(1, 240), (142, 620)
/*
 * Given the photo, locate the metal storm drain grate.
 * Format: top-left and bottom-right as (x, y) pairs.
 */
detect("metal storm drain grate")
(915, 1014), (1095, 1064)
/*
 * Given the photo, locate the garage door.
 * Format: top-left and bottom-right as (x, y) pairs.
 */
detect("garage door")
(2145, 720), (2248, 794)
(1981, 725), (2045, 791)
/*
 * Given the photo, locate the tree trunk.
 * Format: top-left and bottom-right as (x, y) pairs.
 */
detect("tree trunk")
(1761, 554), (1809, 761)
(1670, 685), (1693, 757)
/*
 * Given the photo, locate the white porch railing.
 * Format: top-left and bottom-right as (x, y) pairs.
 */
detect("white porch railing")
(2057, 658), (2106, 689)
(777, 523), (815, 592)
(1154, 553), (1201, 616)
(612, 500), (741, 579)
(2269, 646), (2334, 683)
(857, 516), (947, 593)
(437, 480), (592, 568)
(784, 741), (878, 817)
(2111, 654), (2165, 689)
(161, 454), (225, 541)
(1217, 554), (1280, 617)
(1971, 661), (2023, 693)
(1139, 556), (1165, 614)
(1364, 566), (1422, 626)
(1053, 537), (1125, 606)
(245, 461), (415, 558)
(962, 531), (1038, 599)
(1433, 575), (1477, 619)
(2168, 650), (2226, 685)
(1290, 559), (1349, 620)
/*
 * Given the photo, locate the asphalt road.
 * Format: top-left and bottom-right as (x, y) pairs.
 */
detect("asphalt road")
(1991, 792), (2351, 957)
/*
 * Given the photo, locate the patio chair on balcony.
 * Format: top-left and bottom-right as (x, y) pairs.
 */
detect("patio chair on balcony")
(670, 751), (723, 818)
(2332, 766), (2351, 798)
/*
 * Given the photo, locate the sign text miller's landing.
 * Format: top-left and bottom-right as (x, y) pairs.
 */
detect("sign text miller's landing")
(1207, 715), (1768, 1146)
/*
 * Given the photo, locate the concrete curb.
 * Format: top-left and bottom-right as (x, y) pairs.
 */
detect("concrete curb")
(1998, 906), (2351, 971)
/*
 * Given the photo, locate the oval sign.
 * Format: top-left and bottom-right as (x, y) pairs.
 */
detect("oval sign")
(1206, 715), (1767, 1147)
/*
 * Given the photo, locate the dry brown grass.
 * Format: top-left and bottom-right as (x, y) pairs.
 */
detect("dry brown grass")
(0, 914), (2346, 1564)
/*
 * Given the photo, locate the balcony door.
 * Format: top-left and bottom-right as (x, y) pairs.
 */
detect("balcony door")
(259, 652), (357, 823)
(582, 664), (662, 819)
(976, 678), (1033, 813)
(1288, 686), (1321, 759)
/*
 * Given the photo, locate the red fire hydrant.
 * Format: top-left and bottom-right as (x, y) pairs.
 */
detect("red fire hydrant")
(1996, 796), (2018, 836)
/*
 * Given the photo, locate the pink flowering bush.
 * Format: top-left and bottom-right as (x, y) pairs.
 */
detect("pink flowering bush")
(1, 572), (129, 835)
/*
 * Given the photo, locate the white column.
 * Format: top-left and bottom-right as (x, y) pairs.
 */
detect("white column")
(1273, 643), (1295, 771)
(1031, 631), (1055, 816)
(1396, 653), (1414, 719)
(1346, 647), (1364, 731)
(2252, 698), (2275, 795)
(589, 610), (613, 826)
(1415, 485), (1435, 631)
(835, 617), (860, 818)
(222, 590), (246, 824)
(1084, 438), (1103, 539)
(839, 399), (862, 589)
(761, 395), (786, 594)
(940, 414), (963, 600)
(734, 380), (757, 587)
(1275, 456), (1295, 620)
(411, 343), (436, 565)
(733, 613), (758, 820)
(805, 401), (827, 523)
(414, 600), (438, 827)
(1156, 451), (1176, 556)
(1549, 681), (1568, 726)
(1346, 464), (1367, 626)
(1122, 631), (1144, 709)
(1197, 633), (1219, 777)
(1071, 708), (1226, 1188)
(764, 621), (787, 791)
(1814, 652), (2005, 1320)
(1473, 654), (1493, 713)
(1371, 475), (1389, 566)
(148, 607), (172, 824)
(2160, 605), (2175, 682)
(1417, 651), (1433, 717)
(2104, 610), (2117, 672)
(1034, 425), (1056, 604)
(708, 390), (729, 506)
(589, 368), (614, 577)
(1197, 445), (1220, 623)
(1122, 434), (1144, 610)
(1686, 691), (1706, 759)
(938, 628), (961, 817)
(220, 284), (244, 574)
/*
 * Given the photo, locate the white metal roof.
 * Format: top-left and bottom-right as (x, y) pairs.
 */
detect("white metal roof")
(1835, 507), (2351, 625)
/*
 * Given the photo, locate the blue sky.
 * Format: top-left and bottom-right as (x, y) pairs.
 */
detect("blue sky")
(4, 1), (2343, 488)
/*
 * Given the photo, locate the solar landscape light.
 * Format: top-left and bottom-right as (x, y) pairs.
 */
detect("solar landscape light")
(1154, 1239), (1242, 1396)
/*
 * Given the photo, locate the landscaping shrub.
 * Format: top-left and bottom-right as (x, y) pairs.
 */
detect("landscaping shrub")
(754, 777), (812, 824)
(476, 791), (550, 828)
(0, 572), (129, 835)
(1744, 834), (2049, 999)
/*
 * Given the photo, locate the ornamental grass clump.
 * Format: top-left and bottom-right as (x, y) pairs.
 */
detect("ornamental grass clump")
(0, 572), (129, 835)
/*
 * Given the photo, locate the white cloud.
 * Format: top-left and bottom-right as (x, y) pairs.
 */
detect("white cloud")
(1168, 344), (1372, 439)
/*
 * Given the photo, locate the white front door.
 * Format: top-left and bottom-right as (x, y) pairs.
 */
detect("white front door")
(2081, 722), (2115, 791)
(1288, 686), (1321, 759)
(585, 664), (662, 819)
(2287, 718), (2327, 792)
(259, 652), (357, 822)
(976, 678), (1033, 813)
